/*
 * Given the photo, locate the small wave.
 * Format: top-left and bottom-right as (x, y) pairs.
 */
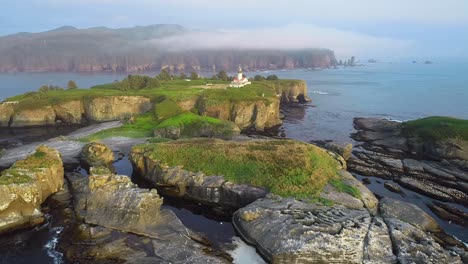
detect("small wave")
(44, 226), (64, 264)
(228, 237), (266, 264)
(310, 90), (331, 95)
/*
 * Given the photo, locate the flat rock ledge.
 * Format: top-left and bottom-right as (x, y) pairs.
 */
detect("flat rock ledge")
(233, 195), (466, 264)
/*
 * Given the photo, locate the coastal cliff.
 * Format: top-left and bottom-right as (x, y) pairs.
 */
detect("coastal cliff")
(0, 25), (337, 73)
(0, 146), (63, 234)
(0, 79), (310, 132)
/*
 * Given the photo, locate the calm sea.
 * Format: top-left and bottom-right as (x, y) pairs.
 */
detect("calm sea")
(1, 61), (467, 143)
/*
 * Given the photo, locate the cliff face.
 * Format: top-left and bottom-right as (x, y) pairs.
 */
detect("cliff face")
(198, 99), (281, 131)
(84, 96), (152, 122)
(0, 25), (337, 73)
(0, 96), (153, 127)
(0, 145), (64, 234)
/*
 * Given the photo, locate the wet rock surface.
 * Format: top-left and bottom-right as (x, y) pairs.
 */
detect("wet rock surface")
(233, 195), (466, 264)
(348, 118), (468, 208)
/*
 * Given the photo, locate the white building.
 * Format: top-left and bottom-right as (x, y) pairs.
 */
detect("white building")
(229, 66), (251, 88)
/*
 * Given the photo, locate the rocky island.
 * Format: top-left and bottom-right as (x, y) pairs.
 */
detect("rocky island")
(0, 75), (467, 263)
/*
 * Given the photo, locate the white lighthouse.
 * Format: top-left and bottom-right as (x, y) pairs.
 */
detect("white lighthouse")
(229, 65), (251, 88)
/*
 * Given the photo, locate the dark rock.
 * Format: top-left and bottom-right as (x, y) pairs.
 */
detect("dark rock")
(384, 182), (405, 195)
(428, 202), (468, 226)
(362, 177), (371, 185)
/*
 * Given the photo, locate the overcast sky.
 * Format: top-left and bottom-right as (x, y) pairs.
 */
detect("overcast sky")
(1, 0), (467, 59)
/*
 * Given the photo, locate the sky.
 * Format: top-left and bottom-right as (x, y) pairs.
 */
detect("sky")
(1, 0), (467, 59)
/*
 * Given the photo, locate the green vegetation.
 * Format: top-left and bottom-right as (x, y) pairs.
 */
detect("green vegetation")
(135, 139), (340, 198)
(329, 179), (361, 199)
(402, 116), (468, 141)
(67, 80), (78, 90)
(154, 112), (238, 138)
(154, 99), (184, 121)
(80, 112), (159, 141)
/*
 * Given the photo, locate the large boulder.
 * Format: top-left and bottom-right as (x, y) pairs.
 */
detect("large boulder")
(84, 96), (152, 121)
(0, 146), (64, 234)
(81, 142), (115, 168)
(233, 196), (373, 263)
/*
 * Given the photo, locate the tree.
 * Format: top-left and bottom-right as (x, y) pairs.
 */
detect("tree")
(119, 78), (130, 91)
(180, 72), (187, 79)
(266, 75), (279, 81)
(190, 71), (199, 80)
(254, 75), (265, 81)
(216, 70), (228, 81)
(146, 77), (160, 88)
(210, 75), (218, 80)
(158, 69), (171, 81)
(67, 80), (78, 89)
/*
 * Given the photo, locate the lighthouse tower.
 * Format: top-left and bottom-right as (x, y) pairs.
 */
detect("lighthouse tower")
(237, 65), (243, 81)
(229, 65), (251, 88)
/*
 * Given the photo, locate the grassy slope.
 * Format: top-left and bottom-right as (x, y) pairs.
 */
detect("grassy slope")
(402, 116), (468, 141)
(135, 139), (343, 198)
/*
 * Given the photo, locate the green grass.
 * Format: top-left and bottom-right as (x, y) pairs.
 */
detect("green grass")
(80, 112), (159, 141)
(154, 99), (184, 121)
(134, 139), (340, 198)
(402, 116), (468, 141)
(329, 179), (362, 199)
(155, 112), (238, 138)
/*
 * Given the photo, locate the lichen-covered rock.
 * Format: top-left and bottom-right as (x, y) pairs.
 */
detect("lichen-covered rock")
(81, 142), (114, 168)
(380, 197), (440, 232)
(0, 103), (14, 127)
(84, 96), (152, 121)
(11, 106), (56, 127)
(385, 218), (463, 263)
(363, 217), (397, 263)
(233, 196), (372, 263)
(0, 145), (64, 234)
(53, 100), (84, 124)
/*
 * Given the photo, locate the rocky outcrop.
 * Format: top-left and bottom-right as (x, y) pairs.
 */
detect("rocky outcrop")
(0, 145), (63, 234)
(52, 100), (84, 124)
(11, 106), (56, 127)
(62, 170), (226, 263)
(349, 117), (468, 207)
(276, 81), (312, 104)
(130, 147), (268, 208)
(199, 99), (282, 131)
(84, 96), (152, 122)
(81, 142), (115, 169)
(233, 195), (465, 263)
